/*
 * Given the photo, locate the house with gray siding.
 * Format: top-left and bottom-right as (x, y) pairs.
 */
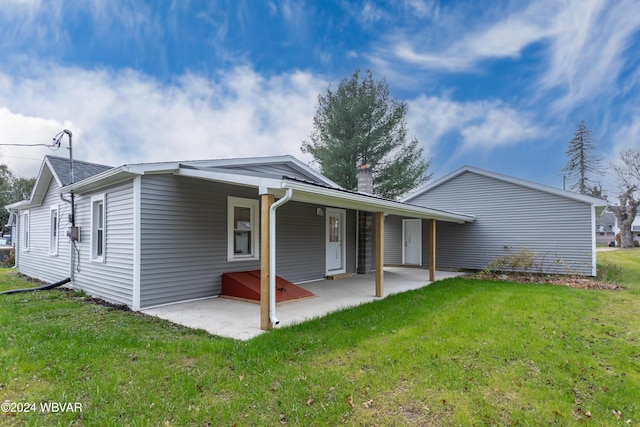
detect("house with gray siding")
(7, 156), (112, 287)
(386, 166), (607, 276)
(7, 155), (473, 329)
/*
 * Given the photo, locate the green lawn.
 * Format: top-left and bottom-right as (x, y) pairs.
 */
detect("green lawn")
(1, 250), (639, 426)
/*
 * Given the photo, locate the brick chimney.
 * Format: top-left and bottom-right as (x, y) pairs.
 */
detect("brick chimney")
(357, 164), (373, 194)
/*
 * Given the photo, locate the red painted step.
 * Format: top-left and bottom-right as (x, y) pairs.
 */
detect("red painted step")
(221, 270), (315, 303)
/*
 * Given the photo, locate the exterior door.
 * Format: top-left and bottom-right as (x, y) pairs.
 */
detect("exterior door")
(403, 219), (422, 265)
(326, 208), (346, 274)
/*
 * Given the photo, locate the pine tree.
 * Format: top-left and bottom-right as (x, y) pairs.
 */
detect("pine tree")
(562, 121), (602, 195)
(302, 69), (430, 199)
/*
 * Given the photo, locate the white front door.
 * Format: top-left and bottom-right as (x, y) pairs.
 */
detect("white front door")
(326, 208), (346, 274)
(403, 219), (422, 265)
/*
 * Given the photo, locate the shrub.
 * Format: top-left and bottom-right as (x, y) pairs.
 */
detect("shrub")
(481, 246), (568, 277)
(596, 259), (623, 283)
(0, 248), (14, 268)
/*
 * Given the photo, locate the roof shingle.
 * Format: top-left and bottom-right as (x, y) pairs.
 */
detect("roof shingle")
(46, 155), (112, 186)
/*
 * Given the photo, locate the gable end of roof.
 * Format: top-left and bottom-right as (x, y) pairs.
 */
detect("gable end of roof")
(403, 165), (607, 207)
(45, 155), (112, 186)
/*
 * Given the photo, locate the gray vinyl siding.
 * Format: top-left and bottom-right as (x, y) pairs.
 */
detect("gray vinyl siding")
(384, 215), (403, 265)
(72, 181), (135, 305)
(384, 216), (432, 267)
(275, 202), (326, 282)
(138, 175), (358, 308)
(276, 203), (356, 281)
(277, 205), (356, 279)
(407, 171), (595, 275)
(139, 175), (243, 308)
(16, 177), (71, 284)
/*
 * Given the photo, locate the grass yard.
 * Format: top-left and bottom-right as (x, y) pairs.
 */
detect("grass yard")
(1, 250), (639, 426)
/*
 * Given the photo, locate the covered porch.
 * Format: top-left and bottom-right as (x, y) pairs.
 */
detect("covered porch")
(142, 267), (464, 340)
(173, 166), (475, 331)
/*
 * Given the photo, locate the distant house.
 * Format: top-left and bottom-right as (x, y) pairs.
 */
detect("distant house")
(596, 211), (616, 245)
(384, 166), (607, 276)
(5, 155), (473, 330)
(609, 211), (640, 246)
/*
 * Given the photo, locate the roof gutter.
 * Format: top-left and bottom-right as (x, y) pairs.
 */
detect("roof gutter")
(60, 166), (140, 194)
(281, 180), (475, 223)
(268, 188), (293, 326)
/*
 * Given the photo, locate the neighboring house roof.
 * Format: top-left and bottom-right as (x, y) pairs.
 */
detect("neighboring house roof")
(5, 155), (112, 211)
(403, 165), (608, 211)
(60, 155), (476, 224)
(597, 211), (616, 229)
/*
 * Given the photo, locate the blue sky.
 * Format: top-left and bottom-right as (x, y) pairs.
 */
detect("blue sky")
(0, 0), (638, 192)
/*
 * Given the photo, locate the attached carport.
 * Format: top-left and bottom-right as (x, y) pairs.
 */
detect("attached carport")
(174, 165), (476, 330)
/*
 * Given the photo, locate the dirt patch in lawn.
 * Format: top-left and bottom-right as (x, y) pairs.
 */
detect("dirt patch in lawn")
(468, 272), (625, 290)
(80, 296), (131, 311)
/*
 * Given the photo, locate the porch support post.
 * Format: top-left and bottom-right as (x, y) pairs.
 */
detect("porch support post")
(260, 193), (275, 330)
(375, 211), (384, 297)
(429, 219), (436, 282)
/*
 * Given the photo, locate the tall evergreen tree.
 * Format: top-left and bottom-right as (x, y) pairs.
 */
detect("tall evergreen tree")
(562, 121), (602, 195)
(302, 69), (430, 199)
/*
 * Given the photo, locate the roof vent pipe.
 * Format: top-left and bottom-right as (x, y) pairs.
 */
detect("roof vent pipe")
(357, 164), (373, 195)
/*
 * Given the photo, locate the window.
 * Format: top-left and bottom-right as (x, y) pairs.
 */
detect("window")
(49, 206), (59, 256)
(23, 211), (30, 251)
(227, 197), (259, 261)
(91, 195), (106, 262)
(329, 216), (340, 242)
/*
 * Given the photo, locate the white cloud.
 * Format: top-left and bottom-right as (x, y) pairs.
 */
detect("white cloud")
(0, 0), (158, 57)
(401, 0), (439, 19)
(0, 62), (327, 178)
(407, 95), (541, 155)
(359, 1), (388, 25)
(375, 0), (640, 112)
(0, 108), (72, 177)
(460, 108), (540, 150)
(380, 1), (559, 72)
(540, 0), (640, 110)
(610, 113), (640, 158)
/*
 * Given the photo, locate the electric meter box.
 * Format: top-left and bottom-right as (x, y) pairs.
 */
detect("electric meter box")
(66, 226), (80, 242)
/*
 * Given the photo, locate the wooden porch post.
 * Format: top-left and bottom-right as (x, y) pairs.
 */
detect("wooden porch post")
(260, 193), (274, 330)
(375, 211), (384, 297)
(429, 219), (436, 282)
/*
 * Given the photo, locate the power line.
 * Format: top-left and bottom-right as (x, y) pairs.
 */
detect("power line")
(0, 142), (60, 150)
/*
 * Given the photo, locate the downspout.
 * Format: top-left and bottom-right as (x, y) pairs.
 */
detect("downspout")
(268, 188), (293, 326)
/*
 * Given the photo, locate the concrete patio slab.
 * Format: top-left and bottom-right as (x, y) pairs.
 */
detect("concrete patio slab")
(142, 267), (463, 340)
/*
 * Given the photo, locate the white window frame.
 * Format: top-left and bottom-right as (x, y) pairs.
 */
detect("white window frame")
(49, 205), (59, 256)
(23, 210), (30, 252)
(227, 196), (260, 261)
(90, 194), (106, 263)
